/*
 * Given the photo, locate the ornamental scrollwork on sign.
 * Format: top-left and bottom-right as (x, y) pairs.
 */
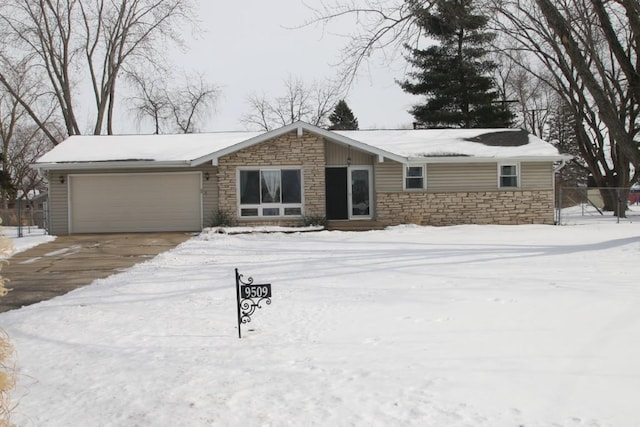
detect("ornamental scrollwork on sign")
(239, 295), (271, 324)
(235, 269), (272, 338)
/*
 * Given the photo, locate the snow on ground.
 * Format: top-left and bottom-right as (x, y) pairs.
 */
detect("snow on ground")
(560, 204), (640, 225)
(0, 227), (55, 259)
(1, 221), (639, 426)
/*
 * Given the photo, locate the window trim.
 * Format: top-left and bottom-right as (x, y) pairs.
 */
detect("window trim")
(403, 164), (426, 191)
(498, 163), (520, 188)
(236, 167), (304, 218)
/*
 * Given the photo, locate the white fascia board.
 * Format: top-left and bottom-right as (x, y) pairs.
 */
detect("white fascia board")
(192, 121), (408, 166)
(411, 154), (572, 164)
(193, 122), (306, 166)
(32, 160), (192, 171)
(189, 121), (571, 166)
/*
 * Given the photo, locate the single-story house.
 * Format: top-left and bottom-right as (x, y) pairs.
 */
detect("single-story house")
(33, 121), (569, 234)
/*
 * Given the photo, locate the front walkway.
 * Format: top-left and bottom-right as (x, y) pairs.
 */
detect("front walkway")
(0, 233), (193, 312)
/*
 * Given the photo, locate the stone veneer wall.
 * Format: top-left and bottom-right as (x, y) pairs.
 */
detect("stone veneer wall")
(217, 130), (325, 226)
(376, 190), (555, 226)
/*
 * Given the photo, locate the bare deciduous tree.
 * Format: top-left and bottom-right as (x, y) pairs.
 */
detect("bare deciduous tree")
(490, 52), (553, 137)
(242, 76), (345, 131)
(0, 0), (195, 143)
(168, 74), (220, 134)
(0, 67), (59, 208)
(243, 94), (273, 132)
(494, 0), (640, 214)
(8, 126), (55, 207)
(127, 72), (172, 135)
(529, 0), (640, 167)
(128, 71), (219, 134)
(303, 1), (433, 86)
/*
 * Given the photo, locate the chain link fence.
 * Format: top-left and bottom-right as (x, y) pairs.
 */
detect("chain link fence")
(0, 204), (48, 237)
(556, 186), (640, 225)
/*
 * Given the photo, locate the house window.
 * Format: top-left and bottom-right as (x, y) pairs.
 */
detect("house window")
(499, 164), (519, 188)
(404, 165), (425, 190)
(239, 168), (303, 217)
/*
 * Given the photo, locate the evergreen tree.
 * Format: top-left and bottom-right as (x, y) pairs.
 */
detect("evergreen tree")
(547, 100), (587, 187)
(0, 153), (15, 199)
(399, 0), (513, 128)
(328, 100), (359, 130)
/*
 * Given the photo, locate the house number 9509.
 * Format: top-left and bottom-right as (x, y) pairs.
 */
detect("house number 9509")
(242, 284), (272, 299)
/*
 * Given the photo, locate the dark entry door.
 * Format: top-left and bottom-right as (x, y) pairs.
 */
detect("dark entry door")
(325, 167), (348, 220)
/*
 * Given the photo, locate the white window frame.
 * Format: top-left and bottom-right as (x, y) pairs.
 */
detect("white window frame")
(403, 164), (426, 190)
(498, 163), (520, 188)
(237, 167), (304, 218)
(348, 166), (374, 219)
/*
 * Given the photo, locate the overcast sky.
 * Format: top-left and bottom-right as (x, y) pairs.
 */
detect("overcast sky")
(171, 0), (416, 131)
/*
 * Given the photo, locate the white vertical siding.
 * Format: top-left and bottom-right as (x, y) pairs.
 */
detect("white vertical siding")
(325, 141), (373, 166)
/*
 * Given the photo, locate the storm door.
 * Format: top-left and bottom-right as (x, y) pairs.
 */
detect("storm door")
(348, 167), (372, 219)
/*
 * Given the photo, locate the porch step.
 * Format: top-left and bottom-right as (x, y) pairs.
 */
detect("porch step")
(326, 220), (385, 231)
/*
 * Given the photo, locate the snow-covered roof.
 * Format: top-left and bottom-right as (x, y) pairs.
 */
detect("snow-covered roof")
(34, 122), (566, 170)
(334, 128), (561, 159)
(36, 131), (262, 166)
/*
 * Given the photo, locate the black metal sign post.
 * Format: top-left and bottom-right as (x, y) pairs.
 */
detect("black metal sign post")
(235, 268), (272, 339)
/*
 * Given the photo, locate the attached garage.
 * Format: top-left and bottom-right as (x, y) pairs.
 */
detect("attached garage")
(32, 131), (260, 235)
(69, 173), (202, 233)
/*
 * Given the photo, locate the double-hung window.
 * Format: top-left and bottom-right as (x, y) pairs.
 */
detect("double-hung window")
(404, 165), (426, 190)
(499, 164), (519, 188)
(239, 168), (303, 217)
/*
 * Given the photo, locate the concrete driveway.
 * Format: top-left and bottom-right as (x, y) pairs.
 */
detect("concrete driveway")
(0, 233), (194, 313)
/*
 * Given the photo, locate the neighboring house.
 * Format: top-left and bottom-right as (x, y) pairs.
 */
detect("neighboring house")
(33, 121), (569, 235)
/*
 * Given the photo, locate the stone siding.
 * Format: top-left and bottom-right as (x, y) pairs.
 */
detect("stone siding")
(376, 190), (555, 226)
(217, 130), (325, 226)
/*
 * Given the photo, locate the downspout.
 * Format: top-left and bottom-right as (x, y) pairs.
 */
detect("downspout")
(554, 158), (569, 225)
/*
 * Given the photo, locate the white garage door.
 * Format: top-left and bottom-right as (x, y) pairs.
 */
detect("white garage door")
(69, 173), (202, 233)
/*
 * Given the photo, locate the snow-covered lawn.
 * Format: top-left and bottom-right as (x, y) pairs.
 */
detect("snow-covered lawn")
(0, 227), (55, 258)
(1, 223), (639, 426)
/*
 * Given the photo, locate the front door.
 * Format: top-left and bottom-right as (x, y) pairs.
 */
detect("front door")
(348, 167), (373, 219)
(325, 167), (348, 220)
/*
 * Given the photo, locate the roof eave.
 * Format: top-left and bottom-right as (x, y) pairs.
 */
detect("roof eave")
(32, 160), (192, 171)
(407, 154), (572, 163)
(195, 123), (307, 166)
(306, 124), (407, 164)
(197, 121), (408, 166)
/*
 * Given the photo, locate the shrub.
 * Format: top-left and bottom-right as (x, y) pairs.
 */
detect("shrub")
(211, 210), (235, 227)
(303, 215), (328, 227)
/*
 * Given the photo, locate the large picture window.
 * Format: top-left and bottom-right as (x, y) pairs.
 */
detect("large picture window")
(239, 168), (303, 217)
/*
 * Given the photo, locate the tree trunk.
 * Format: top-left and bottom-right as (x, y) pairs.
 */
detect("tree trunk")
(534, 0), (640, 168)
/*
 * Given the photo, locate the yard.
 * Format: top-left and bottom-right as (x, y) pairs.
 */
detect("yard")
(1, 219), (639, 426)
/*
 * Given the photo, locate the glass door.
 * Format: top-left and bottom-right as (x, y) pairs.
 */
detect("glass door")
(348, 167), (372, 219)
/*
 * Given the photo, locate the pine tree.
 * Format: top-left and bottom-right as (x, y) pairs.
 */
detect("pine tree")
(547, 100), (587, 187)
(328, 100), (359, 130)
(399, 0), (513, 128)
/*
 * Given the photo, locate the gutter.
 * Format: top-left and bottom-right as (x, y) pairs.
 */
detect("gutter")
(31, 160), (193, 171)
(553, 156), (573, 172)
(408, 154), (573, 164)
